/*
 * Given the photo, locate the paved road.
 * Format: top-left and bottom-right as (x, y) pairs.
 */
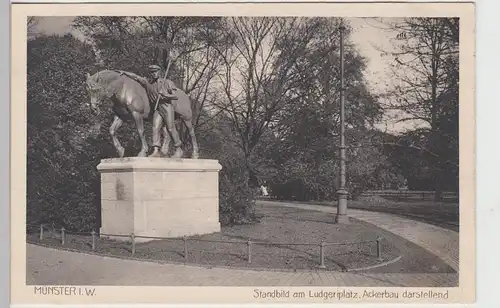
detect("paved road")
(27, 202), (459, 287)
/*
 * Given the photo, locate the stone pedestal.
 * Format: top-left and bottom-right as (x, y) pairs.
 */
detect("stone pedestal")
(96, 157), (222, 242)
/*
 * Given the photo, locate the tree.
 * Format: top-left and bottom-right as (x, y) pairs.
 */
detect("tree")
(262, 19), (392, 201)
(27, 17), (39, 40)
(381, 18), (459, 199)
(212, 17), (366, 189)
(27, 34), (106, 231)
(72, 17), (230, 152)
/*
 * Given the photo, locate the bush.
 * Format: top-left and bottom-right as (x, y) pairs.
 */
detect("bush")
(198, 121), (258, 226)
(218, 161), (258, 226)
(27, 34), (101, 233)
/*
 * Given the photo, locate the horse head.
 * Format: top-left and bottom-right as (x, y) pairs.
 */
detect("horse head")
(85, 71), (108, 115)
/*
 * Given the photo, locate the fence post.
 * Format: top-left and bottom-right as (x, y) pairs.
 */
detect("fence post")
(39, 224), (43, 240)
(183, 236), (188, 262)
(247, 240), (252, 264)
(91, 230), (96, 251)
(131, 233), (135, 255)
(319, 242), (326, 269)
(61, 227), (65, 245)
(376, 236), (382, 260)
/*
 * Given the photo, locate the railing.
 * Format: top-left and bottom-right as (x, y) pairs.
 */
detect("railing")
(258, 190), (458, 203)
(361, 190), (458, 202)
(30, 224), (385, 269)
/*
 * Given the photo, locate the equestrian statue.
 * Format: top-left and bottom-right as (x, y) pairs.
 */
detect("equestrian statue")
(85, 65), (199, 159)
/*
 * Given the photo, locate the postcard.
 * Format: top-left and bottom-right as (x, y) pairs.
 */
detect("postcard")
(11, 1), (475, 305)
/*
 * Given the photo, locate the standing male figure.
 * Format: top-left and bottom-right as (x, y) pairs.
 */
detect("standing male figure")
(117, 64), (183, 158)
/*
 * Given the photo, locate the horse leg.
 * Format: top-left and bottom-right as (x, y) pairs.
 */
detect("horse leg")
(132, 111), (148, 157)
(110, 115), (125, 158)
(161, 125), (170, 156)
(183, 119), (199, 159)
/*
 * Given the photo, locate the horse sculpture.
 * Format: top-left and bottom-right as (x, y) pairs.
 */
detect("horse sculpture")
(85, 69), (199, 159)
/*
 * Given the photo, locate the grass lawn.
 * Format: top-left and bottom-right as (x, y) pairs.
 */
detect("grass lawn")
(27, 203), (455, 273)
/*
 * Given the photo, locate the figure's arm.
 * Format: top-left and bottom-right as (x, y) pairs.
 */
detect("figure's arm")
(158, 79), (178, 99)
(117, 70), (149, 87)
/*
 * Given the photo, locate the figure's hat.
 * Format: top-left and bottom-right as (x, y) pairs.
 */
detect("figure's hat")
(148, 64), (162, 72)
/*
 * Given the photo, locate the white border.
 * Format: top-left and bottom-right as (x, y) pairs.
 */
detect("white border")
(476, 1), (500, 308)
(7, 0), (498, 307)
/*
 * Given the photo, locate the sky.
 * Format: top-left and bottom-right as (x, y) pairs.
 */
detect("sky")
(32, 16), (421, 134)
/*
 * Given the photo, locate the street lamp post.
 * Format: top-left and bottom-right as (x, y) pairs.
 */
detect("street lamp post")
(335, 21), (349, 224)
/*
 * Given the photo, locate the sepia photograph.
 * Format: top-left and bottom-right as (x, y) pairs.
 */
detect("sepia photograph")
(10, 1), (476, 305)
